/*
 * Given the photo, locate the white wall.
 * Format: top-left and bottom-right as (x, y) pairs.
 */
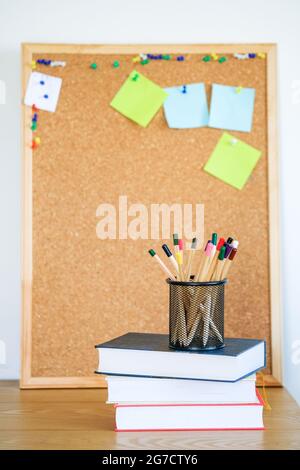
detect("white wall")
(0, 0), (299, 404)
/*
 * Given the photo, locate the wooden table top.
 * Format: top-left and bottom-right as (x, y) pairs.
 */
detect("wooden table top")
(0, 381), (299, 450)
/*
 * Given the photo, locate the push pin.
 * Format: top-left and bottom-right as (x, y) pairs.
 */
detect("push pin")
(230, 138), (238, 145)
(211, 53), (218, 61)
(43, 94), (49, 99)
(236, 86), (243, 94)
(141, 59), (149, 65)
(34, 136), (41, 145)
(202, 55), (211, 62)
(40, 80), (45, 85)
(176, 56), (185, 61)
(132, 56), (140, 63)
(31, 60), (36, 70)
(234, 53), (248, 60)
(218, 57), (227, 63)
(132, 73), (139, 81)
(113, 60), (120, 68)
(258, 52), (266, 59)
(248, 53), (256, 59)
(182, 85), (187, 94)
(90, 62), (97, 69)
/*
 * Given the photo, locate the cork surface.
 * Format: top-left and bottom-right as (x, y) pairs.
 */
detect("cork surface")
(31, 52), (270, 376)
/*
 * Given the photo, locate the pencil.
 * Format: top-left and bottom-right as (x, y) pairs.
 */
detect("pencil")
(185, 237), (197, 281)
(222, 247), (238, 279)
(175, 250), (184, 281)
(162, 244), (179, 273)
(212, 245), (226, 281)
(207, 237), (225, 280)
(198, 242), (215, 281)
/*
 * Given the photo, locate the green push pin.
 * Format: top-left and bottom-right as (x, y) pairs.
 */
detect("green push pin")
(31, 122), (37, 131)
(141, 59), (149, 65)
(218, 57), (227, 63)
(202, 55), (211, 62)
(162, 54), (171, 60)
(90, 62), (97, 70)
(132, 73), (139, 81)
(113, 61), (120, 68)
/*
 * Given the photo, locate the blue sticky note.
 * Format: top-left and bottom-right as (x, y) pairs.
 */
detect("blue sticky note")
(163, 83), (209, 129)
(208, 84), (256, 133)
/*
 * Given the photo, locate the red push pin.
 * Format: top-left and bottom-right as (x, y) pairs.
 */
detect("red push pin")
(31, 140), (38, 150)
(32, 104), (38, 112)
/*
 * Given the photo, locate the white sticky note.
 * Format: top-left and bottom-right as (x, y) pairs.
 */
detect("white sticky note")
(24, 72), (62, 112)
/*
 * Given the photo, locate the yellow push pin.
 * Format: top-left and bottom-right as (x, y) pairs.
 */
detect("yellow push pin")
(258, 52), (266, 59)
(34, 136), (41, 145)
(211, 53), (218, 61)
(132, 56), (141, 63)
(31, 60), (36, 70)
(236, 86), (243, 94)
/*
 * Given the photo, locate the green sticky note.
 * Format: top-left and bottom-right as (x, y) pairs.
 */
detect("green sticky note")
(110, 70), (168, 127)
(204, 132), (262, 190)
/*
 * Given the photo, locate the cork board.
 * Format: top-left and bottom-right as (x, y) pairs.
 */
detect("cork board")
(21, 44), (281, 388)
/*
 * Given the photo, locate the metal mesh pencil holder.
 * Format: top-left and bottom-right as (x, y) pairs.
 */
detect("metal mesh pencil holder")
(167, 278), (227, 351)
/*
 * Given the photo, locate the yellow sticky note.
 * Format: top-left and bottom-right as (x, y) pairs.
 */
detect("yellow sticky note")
(110, 70), (168, 127)
(204, 132), (262, 190)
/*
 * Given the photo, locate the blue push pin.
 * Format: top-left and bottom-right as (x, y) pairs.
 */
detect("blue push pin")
(43, 94), (49, 99)
(40, 80), (45, 85)
(182, 85), (187, 94)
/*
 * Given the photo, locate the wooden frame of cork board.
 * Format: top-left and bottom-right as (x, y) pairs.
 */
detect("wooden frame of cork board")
(21, 43), (281, 388)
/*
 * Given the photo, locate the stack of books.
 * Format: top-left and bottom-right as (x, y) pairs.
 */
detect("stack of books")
(95, 332), (266, 431)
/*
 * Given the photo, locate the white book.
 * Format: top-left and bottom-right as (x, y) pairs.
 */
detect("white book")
(115, 392), (264, 431)
(106, 374), (257, 404)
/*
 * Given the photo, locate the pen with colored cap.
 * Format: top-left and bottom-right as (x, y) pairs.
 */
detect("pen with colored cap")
(175, 250), (184, 281)
(207, 237), (225, 280)
(162, 244), (179, 273)
(185, 237), (197, 281)
(197, 241), (215, 282)
(212, 232), (218, 246)
(222, 247), (238, 279)
(148, 249), (176, 281)
(223, 242), (233, 259)
(231, 239), (239, 249)
(178, 239), (184, 263)
(213, 245), (226, 281)
(173, 233), (180, 254)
